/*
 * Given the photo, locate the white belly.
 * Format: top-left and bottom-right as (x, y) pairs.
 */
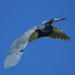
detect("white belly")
(28, 31), (39, 42)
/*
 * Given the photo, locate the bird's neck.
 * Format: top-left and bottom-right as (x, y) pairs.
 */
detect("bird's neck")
(44, 24), (53, 31)
(36, 25), (53, 38)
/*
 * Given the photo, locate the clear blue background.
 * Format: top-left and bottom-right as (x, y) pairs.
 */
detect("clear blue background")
(0, 0), (75, 75)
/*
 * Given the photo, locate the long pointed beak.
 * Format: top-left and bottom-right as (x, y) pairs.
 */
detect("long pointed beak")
(52, 18), (66, 23)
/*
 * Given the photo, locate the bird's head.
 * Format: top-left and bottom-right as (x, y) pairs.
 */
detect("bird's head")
(42, 18), (66, 25)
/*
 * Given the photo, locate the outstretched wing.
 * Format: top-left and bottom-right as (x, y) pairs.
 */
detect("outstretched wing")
(4, 25), (43, 68)
(47, 27), (71, 41)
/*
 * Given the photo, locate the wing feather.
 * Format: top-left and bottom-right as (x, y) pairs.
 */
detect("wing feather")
(48, 27), (71, 41)
(4, 25), (43, 68)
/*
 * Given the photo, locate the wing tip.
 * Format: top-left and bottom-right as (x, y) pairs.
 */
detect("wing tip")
(4, 53), (21, 68)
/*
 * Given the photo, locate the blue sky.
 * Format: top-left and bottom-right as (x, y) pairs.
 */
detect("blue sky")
(0, 0), (75, 75)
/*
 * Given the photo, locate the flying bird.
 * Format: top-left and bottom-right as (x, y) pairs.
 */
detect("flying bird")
(4, 18), (71, 68)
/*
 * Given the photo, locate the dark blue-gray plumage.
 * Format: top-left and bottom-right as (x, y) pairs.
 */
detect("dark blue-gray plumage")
(4, 18), (71, 68)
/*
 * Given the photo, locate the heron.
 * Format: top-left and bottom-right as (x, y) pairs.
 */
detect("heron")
(4, 18), (71, 68)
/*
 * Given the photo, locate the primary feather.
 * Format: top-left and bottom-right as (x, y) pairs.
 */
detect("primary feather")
(48, 27), (71, 41)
